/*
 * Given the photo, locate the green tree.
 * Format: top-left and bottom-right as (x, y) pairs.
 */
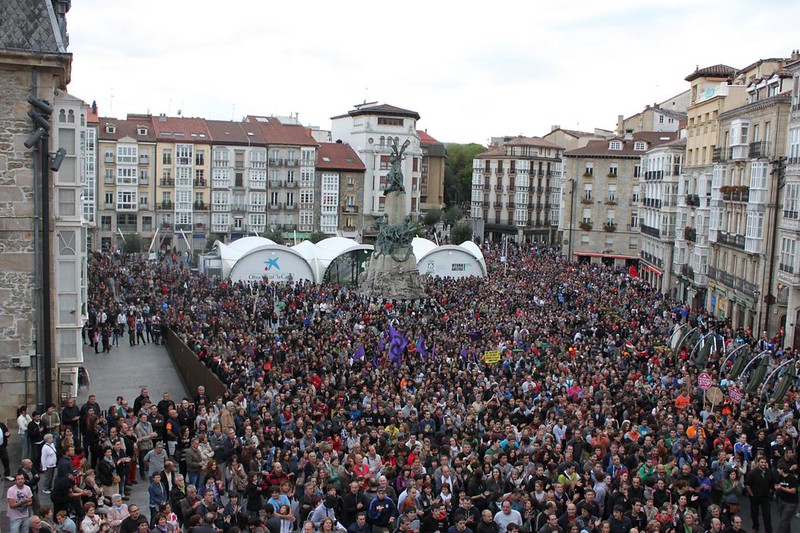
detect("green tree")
(442, 205), (463, 226)
(121, 234), (142, 254)
(262, 228), (285, 245)
(444, 143), (485, 207)
(205, 233), (226, 252)
(309, 231), (327, 243)
(423, 207), (442, 227)
(450, 221), (473, 245)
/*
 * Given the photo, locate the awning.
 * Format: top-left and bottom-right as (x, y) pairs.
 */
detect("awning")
(642, 264), (663, 276)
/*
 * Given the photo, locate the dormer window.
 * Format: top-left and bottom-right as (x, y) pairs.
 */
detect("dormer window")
(138, 127), (148, 136)
(609, 140), (622, 151)
(105, 124), (116, 134)
(633, 141), (647, 151)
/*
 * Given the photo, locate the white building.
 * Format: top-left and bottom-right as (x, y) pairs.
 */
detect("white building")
(331, 103), (423, 238)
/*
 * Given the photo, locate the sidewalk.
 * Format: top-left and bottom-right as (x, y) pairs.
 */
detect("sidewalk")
(74, 337), (188, 513)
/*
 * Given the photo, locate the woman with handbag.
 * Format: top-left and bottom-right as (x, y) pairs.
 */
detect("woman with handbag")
(721, 469), (743, 516)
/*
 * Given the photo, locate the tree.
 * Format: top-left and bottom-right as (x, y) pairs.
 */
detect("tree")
(262, 228), (285, 245)
(121, 234), (142, 254)
(450, 221), (473, 245)
(309, 231), (327, 243)
(442, 205), (463, 226)
(444, 143), (485, 207)
(204, 233), (226, 252)
(423, 207), (442, 227)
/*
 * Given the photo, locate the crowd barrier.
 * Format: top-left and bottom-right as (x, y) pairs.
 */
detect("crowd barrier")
(163, 328), (228, 401)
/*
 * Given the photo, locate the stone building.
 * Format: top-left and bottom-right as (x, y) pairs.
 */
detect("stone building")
(316, 142), (366, 239)
(0, 0), (76, 417)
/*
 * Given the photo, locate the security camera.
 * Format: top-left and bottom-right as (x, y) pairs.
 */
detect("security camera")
(27, 96), (53, 116)
(50, 148), (66, 171)
(28, 109), (51, 130)
(24, 127), (46, 149)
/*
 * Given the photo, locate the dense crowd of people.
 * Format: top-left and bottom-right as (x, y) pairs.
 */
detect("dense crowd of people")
(6, 242), (800, 533)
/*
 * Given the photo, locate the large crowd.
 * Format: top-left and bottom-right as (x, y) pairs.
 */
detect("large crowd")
(6, 242), (800, 533)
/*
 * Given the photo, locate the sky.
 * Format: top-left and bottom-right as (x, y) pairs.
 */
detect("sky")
(66, 0), (800, 145)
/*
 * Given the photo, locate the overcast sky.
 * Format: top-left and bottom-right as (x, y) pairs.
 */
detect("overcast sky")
(67, 0), (799, 144)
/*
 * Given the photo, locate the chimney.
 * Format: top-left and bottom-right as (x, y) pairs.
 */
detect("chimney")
(158, 113), (167, 123)
(792, 49), (800, 61)
(624, 130), (633, 141)
(551, 125), (560, 132)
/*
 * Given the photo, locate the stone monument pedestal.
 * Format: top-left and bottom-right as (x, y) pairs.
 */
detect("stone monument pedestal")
(359, 191), (426, 300)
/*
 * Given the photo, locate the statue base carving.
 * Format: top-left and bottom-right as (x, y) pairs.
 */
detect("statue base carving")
(358, 248), (426, 300)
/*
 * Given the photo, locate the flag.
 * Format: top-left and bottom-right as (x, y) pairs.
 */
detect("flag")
(388, 324), (408, 369)
(353, 344), (365, 362)
(416, 336), (428, 362)
(431, 343), (437, 361)
(460, 346), (468, 360)
(372, 346), (379, 368)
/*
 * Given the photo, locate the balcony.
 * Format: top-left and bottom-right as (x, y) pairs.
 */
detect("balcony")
(583, 170), (593, 178)
(644, 170), (664, 180)
(720, 186), (749, 203)
(483, 183), (491, 191)
(580, 197), (593, 205)
(269, 202), (283, 210)
(175, 223), (192, 232)
(749, 141), (771, 159)
(482, 201), (490, 207)
(729, 144), (749, 161)
(683, 227), (697, 242)
(283, 223), (297, 231)
(269, 180), (284, 188)
(285, 180), (297, 188)
(104, 176), (114, 185)
(285, 204), (297, 211)
(712, 148), (726, 163)
(139, 155), (149, 165)
(103, 202), (114, 210)
(604, 199), (617, 205)
(104, 154), (114, 164)
(640, 251), (664, 268)
(716, 232), (745, 250)
(685, 194), (700, 207)
(160, 179), (174, 187)
(580, 222), (593, 231)
(160, 222), (172, 230)
(160, 201), (173, 210)
(139, 178), (149, 186)
(640, 224), (660, 238)
(193, 178), (207, 187)
(643, 198), (662, 208)
(681, 264), (694, 280)
(506, 202), (515, 209)
(268, 158), (282, 166)
(343, 205), (359, 213)
(285, 159), (298, 167)
(607, 171), (618, 178)
(193, 201), (207, 211)
(603, 223), (617, 232)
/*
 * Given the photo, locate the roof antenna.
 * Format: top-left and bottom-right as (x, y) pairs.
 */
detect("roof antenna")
(364, 87), (368, 104)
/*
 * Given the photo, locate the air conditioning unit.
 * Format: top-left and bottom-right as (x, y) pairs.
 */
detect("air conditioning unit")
(11, 355), (31, 368)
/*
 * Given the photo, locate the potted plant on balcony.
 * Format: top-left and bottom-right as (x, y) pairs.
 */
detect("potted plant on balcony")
(719, 186), (733, 194)
(579, 221), (593, 231)
(603, 223), (617, 232)
(580, 197), (593, 205)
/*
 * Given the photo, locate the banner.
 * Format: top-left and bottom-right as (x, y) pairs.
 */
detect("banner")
(353, 344), (365, 361)
(388, 324), (408, 369)
(416, 336), (428, 362)
(484, 350), (501, 364)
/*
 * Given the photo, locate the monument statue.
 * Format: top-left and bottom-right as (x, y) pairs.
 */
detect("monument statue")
(358, 137), (425, 299)
(385, 139), (410, 194)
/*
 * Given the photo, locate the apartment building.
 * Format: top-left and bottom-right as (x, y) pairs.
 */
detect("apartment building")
(316, 142), (366, 238)
(780, 54), (800, 348)
(673, 64), (743, 309)
(471, 136), (563, 244)
(615, 90), (690, 134)
(331, 103), (423, 238)
(561, 133), (676, 267)
(707, 63), (792, 334)
(639, 138), (685, 293)
(542, 127), (614, 152)
(96, 115), (157, 251)
(418, 130), (446, 212)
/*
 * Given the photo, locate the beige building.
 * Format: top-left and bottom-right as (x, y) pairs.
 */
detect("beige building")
(541, 127), (614, 152)
(698, 57), (793, 335)
(0, 0), (84, 414)
(96, 115), (157, 251)
(316, 142), (366, 238)
(418, 130), (445, 212)
(471, 136), (564, 244)
(615, 90), (690, 135)
(561, 132), (676, 266)
(780, 53), (800, 348)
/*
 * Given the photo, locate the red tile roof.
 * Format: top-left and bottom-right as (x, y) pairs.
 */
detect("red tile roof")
(684, 64), (737, 82)
(205, 120), (254, 145)
(417, 130), (442, 145)
(317, 142), (365, 171)
(564, 132), (677, 157)
(97, 116), (157, 142)
(244, 116), (318, 146)
(332, 103), (420, 120)
(150, 116), (212, 142)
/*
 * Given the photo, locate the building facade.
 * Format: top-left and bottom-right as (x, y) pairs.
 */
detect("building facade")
(780, 55), (800, 348)
(561, 133), (676, 267)
(316, 142), (366, 239)
(639, 138), (685, 293)
(471, 136), (563, 244)
(0, 0), (80, 415)
(331, 103), (424, 239)
(418, 130), (445, 213)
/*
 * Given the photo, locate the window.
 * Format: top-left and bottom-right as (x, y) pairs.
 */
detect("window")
(583, 184), (592, 200)
(270, 192), (280, 206)
(250, 169), (267, 189)
(195, 151), (205, 166)
(248, 213), (266, 232)
(608, 165), (618, 177)
(609, 140), (622, 150)
(633, 141), (647, 151)
(117, 167), (137, 186)
(195, 169), (205, 185)
(584, 164), (593, 176)
(213, 149), (230, 167)
(286, 192), (295, 206)
(658, 115), (664, 124)
(117, 144), (137, 164)
(785, 184), (800, 218)
(301, 191), (314, 205)
(629, 237), (638, 249)
(100, 215), (111, 231)
(141, 216), (152, 231)
(175, 144), (193, 166)
(632, 186), (640, 203)
(630, 212), (639, 228)
(582, 208), (591, 224)
(116, 190), (137, 211)
(377, 117), (403, 126)
(162, 149), (172, 165)
(607, 186), (616, 202)
(139, 194), (148, 208)
(780, 236), (796, 273)
(634, 164), (642, 178)
(212, 168), (230, 188)
(249, 192), (266, 209)
(606, 210), (616, 226)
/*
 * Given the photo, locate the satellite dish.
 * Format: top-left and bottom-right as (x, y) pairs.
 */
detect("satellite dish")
(177, 109), (182, 116)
